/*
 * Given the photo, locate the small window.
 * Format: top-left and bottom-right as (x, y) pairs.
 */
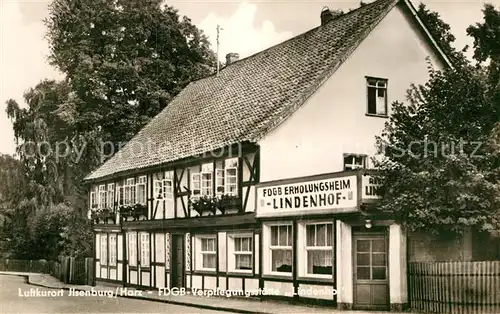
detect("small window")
(90, 190), (97, 209)
(367, 77), (387, 116)
(124, 178), (136, 205)
(305, 223), (333, 276)
(344, 154), (366, 171)
(107, 184), (115, 209)
(270, 225), (293, 273)
(224, 158), (238, 196)
(98, 185), (107, 209)
(136, 176), (147, 205)
(196, 236), (216, 271)
(228, 235), (253, 272)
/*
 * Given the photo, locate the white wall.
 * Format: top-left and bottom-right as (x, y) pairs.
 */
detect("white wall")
(258, 4), (446, 182)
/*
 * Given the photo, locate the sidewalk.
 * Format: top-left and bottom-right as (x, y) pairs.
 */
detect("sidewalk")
(1, 271), (413, 314)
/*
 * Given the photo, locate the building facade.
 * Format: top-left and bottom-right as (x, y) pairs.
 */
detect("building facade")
(84, 0), (451, 311)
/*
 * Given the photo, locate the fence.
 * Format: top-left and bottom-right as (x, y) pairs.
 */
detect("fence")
(408, 261), (500, 314)
(0, 257), (94, 286)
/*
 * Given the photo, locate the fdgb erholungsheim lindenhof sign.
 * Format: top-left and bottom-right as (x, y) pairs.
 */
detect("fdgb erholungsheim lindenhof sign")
(256, 175), (358, 217)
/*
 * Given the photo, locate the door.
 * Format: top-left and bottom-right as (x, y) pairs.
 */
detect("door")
(353, 233), (389, 310)
(171, 234), (184, 288)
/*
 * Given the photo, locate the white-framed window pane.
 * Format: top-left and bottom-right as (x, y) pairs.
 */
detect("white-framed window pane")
(271, 249), (292, 272)
(109, 235), (117, 266)
(236, 254), (252, 270)
(154, 181), (163, 199)
(201, 172), (212, 196)
(140, 233), (150, 267)
(202, 254), (216, 269)
(137, 184), (146, 205)
(163, 180), (173, 200)
(191, 173), (201, 197)
(216, 169), (224, 195)
(128, 233), (137, 266)
(100, 235), (107, 265)
(307, 250), (332, 275)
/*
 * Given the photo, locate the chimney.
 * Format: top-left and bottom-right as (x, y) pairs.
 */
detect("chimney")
(320, 6), (343, 25)
(225, 53), (239, 65)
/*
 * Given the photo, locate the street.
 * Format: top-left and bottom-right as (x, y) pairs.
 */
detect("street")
(0, 275), (226, 314)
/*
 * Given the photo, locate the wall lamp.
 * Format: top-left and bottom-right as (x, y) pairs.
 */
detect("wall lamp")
(365, 219), (372, 229)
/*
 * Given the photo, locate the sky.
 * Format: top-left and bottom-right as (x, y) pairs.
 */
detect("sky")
(0, 0), (497, 156)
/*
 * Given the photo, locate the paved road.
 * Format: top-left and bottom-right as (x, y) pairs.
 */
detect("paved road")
(0, 275), (226, 314)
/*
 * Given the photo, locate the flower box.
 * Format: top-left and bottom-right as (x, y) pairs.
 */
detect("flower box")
(119, 204), (148, 221)
(91, 208), (115, 224)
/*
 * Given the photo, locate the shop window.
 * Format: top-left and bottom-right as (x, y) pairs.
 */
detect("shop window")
(228, 234), (252, 272)
(343, 154), (366, 171)
(136, 176), (147, 205)
(107, 183), (115, 209)
(270, 225), (292, 274)
(140, 232), (150, 267)
(195, 235), (216, 271)
(367, 77), (388, 116)
(109, 234), (117, 266)
(100, 234), (107, 266)
(305, 223), (333, 277)
(128, 233), (137, 267)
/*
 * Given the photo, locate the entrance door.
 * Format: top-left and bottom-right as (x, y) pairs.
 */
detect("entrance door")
(353, 233), (389, 310)
(170, 234), (184, 288)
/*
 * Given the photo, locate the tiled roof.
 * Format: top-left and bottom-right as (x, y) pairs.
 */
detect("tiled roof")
(85, 0), (399, 181)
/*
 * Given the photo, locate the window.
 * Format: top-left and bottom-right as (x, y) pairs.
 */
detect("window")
(201, 163), (213, 197)
(191, 173), (201, 199)
(270, 225), (292, 273)
(225, 158), (238, 196)
(128, 233), (137, 267)
(367, 77), (387, 116)
(109, 234), (117, 266)
(98, 185), (107, 209)
(305, 223), (333, 276)
(124, 178), (136, 205)
(140, 232), (150, 267)
(90, 189), (97, 208)
(100, 234), (107, 265)
(117, 181), (124, 205)
(136, 176), (147, 205)
(162, 172), (173, 200)
(196, 236), (216, 271)
(216, 168), (224, 196)
(343, 154), (366, 171)
(107, 184), (115, 209)
(228, 235), (252, 272)
(356, 238), (387, 280)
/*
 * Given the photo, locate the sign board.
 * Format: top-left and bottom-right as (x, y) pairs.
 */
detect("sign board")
(256, 175), (358, 217)
(361, 175), (382, 200)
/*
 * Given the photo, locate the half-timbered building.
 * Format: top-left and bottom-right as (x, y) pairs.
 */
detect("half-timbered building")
(84, 0), (452, 311)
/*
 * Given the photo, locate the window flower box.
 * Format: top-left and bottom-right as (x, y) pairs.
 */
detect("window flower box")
(119, 204), (148, 221)
(190, 195), (242, 215)
(218, 195), (242, 213)
(91, 207), (115, 224)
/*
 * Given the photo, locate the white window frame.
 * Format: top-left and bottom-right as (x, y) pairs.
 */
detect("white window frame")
(298, 221), (333, 279)
(215, 168), (225, 196)
(136, 176), (147, 205)
(124, 178), (136, 205)
(162, 172), (173, 200)
(366, 77), (388, 116)
(90, 189), (97, 209)
(191, 173), (201, 200)
(128, 232), (137, 267)
(264, 223), (293, 276)
(98, 184), (107, 209)
(109, 234), (117, 266)
(195, 235), (217, 272)
(343, 154), (367, 171)
(228, 233), (253, 273)
(107, 183), (115, 209)
(224, 158), (238, 196)
(100, 234), (108, 266)
(139, 232), (150, 267)
(117, 181), (124, 205)
(201, 163), (213, 197)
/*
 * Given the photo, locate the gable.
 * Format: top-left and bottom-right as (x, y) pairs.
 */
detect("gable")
(257, 2), (446, 182)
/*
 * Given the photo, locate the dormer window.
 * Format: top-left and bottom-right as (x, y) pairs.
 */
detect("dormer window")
(366, 77), (388, 116)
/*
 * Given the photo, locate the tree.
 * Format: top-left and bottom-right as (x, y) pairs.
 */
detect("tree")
(374, 64), (500, 235)
(45, 0), (217, 152)
(416, 3), (468, 68)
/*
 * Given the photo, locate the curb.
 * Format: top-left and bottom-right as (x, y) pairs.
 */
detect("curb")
(4, 273), (268, 314)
